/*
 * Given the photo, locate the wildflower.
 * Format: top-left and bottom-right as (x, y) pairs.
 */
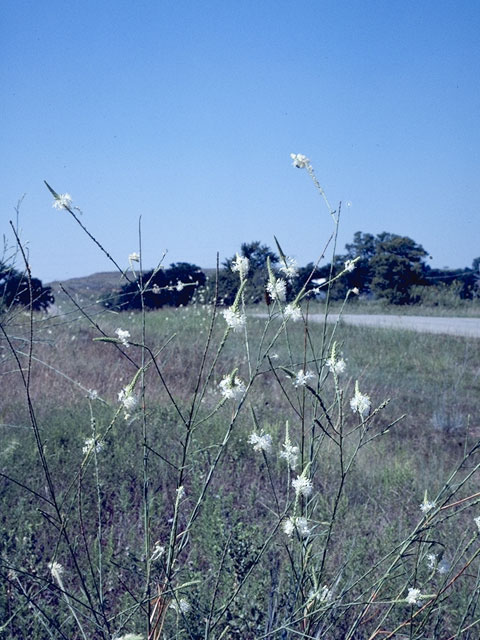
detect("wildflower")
(475, 516), (480, 532)
(280, 256), (298, 280)
(176, 281), (185, 291)
(118, 387), (138, 416)
(350, 381), (371, 417)
(420, 499), (436, 514)
(326, 355), (346, 376)
(231, 253), (249, 279)
(170, 598), (190, 614)
(284, 303), (302, 322)
(290, 153), (310, 169)
(426, 552), (437, 570)
(48, 561), (64, 581)
(248, 430), (272, 453)
(129, 252), (140, 262)
(222, 307), (246, 332)
(292, 472), (313, 498)
(351, 287), (360, 295)
(293, 369), (315, 388)
(308, 585), (332, 603)
(282, 517), (295, 537)
(406, 587), (422, 606)
(82, 437), (104, 455)
(219, 373), (246, 400)
(87, 389), (98, 400)
(344, 259), (356, 272)
(151, 542), (165, 562)
(176, 485), (186, 500)
(115, 328), (130, 347)
(266, 278), (287, 302)
(280, 425), (299, 470)
(52, 193), (72, 210)
(152, 284), (161, 294)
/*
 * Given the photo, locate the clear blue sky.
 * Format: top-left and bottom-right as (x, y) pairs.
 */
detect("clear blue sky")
(2, 0), (479, 282)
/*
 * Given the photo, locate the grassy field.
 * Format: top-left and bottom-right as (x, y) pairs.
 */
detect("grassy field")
(2, 298), (480, 639)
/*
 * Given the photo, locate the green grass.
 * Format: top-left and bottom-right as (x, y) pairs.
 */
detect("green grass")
(2, 303), (480, 639)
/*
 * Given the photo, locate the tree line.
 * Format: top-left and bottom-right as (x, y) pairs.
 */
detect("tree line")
(1, 232), (479, 313)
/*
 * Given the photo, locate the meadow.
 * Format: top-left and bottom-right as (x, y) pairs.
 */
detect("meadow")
(2, 298), (480, 639)
(2, 163), (480, 639)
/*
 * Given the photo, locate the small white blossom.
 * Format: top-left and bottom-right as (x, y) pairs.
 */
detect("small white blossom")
(350, 382), (371, 417)
(48, 561), (64, 582)
(52, 193), (72, 210)
(344, 259), (356, 273)
(326, 356), (346, 376)
(129, 252), (140, 262)
(475, 516), (480, 532)
(437, 559), (450, 574)
(152, 284), (161, 294)
(222, 307), (246, 332)
(176, 281), (185, 291)
(406, 587), (422, 606)
(118, 387), (138, 415)
(170, 598), (190, 614)
(231, 253), (249, 279)
(292, 473), (313, 498)
(87, 389), (98, 400)
(82, 437), (104, 455)
(219, 373), (246, 400)
(115, 328), (131, 347)
(282, 517), (295, 537)
(420, 499), (436, 514)
(426, 552), (437, 570)
(293, 369), (315, 388)
(266, 278), (287, 302)
(248, 430), (272, 453)
(290, 153), (310, 169)
(280, 441), (299, 470)
(151, 542), (165, 562)
(280, 257), (298, 280)
(351, 286), (360, 295)
(308, 585), (332, 603)
(283, 516), (310, 538)
(284, 303), (302, 322)
(176, 486), (186, 500)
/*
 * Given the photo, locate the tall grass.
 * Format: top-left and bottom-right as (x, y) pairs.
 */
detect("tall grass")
(1, 159), (480, 639)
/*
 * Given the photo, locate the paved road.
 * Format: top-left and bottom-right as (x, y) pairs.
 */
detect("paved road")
(319, 314), (480, 338)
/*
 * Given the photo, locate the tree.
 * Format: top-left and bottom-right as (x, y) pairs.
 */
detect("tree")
(105, 263), (206, 311)
(369, 234), (428, 304)
(0, 262), (54, 312)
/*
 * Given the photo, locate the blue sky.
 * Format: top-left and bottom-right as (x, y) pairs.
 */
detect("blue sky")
(2, 0), (479, 282)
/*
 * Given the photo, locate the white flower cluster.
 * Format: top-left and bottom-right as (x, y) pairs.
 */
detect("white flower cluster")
(406, 587), (422, 606)
(222, 307), (246, 332)
(280, 440), (299, 470)
(279, 256), (298, 280)
(118, 387), (138, 419)
(219, 373), (246, 400)
(129, 252), (140, 262)
(115, 328), (130, 348)
(248, 430), (273, 453)
(284, 303), (302, 322)
(290, 153), (310, 169)
(170, 598), (190, 614)
(420, 499), (436, 514)
(292, 473), (313, 498)
(231, 253), (249, 279)
(82, 437), (104, 455)
(293, 369), (315, 388)
(52, 193), (72, 210)
(350, 382), (371, 417)
(326, 355), (346, 376)
(308, 585), (332, 604)
(266, 278), (287, 302)
(282, 516), (310, 538)
(344, 259), (356, 273)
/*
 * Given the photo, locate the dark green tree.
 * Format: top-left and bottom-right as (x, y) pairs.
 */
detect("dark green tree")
(0, 262), (54, 312)
(370, 234), (428, 304)
(105, 263), (206, 310)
